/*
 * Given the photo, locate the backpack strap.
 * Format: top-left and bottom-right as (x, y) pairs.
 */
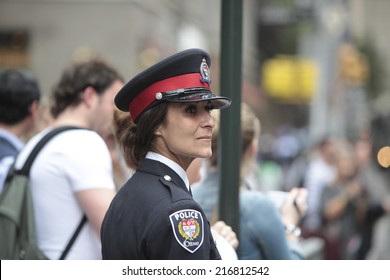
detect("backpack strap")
(19, 126), (83, 175)
(17, 125), (88, 260)
(59, 215), (87, 260)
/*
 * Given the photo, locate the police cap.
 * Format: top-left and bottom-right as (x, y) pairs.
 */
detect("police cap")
(115, 48), (231, 123)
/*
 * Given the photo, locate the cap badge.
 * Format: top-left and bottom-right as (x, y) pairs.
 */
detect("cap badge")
(200, 58), (211, 85)
(155, 92), (163, 100)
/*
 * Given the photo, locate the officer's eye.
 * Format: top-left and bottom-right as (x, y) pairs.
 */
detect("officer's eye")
(185, 105), (197, 114)
(205, 103), (215, 113)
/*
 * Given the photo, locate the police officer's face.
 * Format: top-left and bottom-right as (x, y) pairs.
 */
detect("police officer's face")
(155, 101), (215, 168)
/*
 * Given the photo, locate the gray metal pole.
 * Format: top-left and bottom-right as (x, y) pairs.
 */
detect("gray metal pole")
(218, 0), (243, 236)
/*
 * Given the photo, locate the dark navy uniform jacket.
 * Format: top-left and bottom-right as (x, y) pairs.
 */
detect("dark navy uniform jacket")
(101, 158), (221, 260)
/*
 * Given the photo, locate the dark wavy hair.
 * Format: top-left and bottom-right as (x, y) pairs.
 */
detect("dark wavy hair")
(113, 102), (169, 169)
(0, 69), (41, 125)
(50, 58), (123, 118)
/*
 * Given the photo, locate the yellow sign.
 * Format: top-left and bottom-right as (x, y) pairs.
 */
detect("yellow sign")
(262, 55), (317, 103)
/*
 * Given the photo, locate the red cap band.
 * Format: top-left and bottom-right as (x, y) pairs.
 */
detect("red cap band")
(129, 73), (211, 121)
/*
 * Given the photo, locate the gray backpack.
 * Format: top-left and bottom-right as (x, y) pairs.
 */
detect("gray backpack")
(0, 126), (86, 260)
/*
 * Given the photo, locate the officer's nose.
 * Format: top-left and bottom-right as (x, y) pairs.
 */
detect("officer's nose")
(200, 111), (215, 129)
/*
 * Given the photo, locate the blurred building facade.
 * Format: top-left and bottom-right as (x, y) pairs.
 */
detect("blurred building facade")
(0, 0), (389, 146)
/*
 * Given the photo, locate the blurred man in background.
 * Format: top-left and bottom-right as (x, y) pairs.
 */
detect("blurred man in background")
(0, 69), (41, 191)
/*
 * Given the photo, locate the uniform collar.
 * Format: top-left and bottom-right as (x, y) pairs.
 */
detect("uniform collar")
(146, 151), (190, 191)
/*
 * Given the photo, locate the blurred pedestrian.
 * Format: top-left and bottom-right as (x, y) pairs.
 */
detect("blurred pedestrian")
(0, 69), (41, 191)
(192, 102), (308, 260)
(14, 58), (124, 259)
(353, 136), (390, 259)
(320, 140), (366, 259)
(101, 48), (231, 259)
(301, 136), (337, 234)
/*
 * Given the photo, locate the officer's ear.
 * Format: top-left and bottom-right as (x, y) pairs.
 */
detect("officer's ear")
(155, 123), (164, 136)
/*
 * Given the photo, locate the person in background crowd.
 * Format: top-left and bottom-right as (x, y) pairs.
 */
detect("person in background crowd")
(14, 58), (124, 259)
(192, 102), (308, 260)
(301, 137), (337, 235)
(320, 140), (367, 259)
(353, 136), (390, 259)
(101, 48), (231, 260)
(0, 69), (41, 191)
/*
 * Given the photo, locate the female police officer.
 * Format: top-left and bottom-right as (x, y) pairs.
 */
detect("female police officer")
(101, 48), (231, 259)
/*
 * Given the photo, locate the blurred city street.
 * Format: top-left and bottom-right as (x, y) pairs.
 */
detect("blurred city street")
(1, 0), (389, 260)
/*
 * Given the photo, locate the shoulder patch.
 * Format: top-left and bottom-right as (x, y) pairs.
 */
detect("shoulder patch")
(169, 209), (204, 253)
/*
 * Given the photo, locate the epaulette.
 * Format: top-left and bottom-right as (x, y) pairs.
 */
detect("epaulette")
(159, 175), (191, 203)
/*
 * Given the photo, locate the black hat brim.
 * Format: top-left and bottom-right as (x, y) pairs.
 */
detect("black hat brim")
(164, 91), (231, 110)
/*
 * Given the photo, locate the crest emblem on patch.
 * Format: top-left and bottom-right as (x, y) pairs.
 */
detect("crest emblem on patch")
(169, 209), (204, 253)
(200, 58), (211, 85)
